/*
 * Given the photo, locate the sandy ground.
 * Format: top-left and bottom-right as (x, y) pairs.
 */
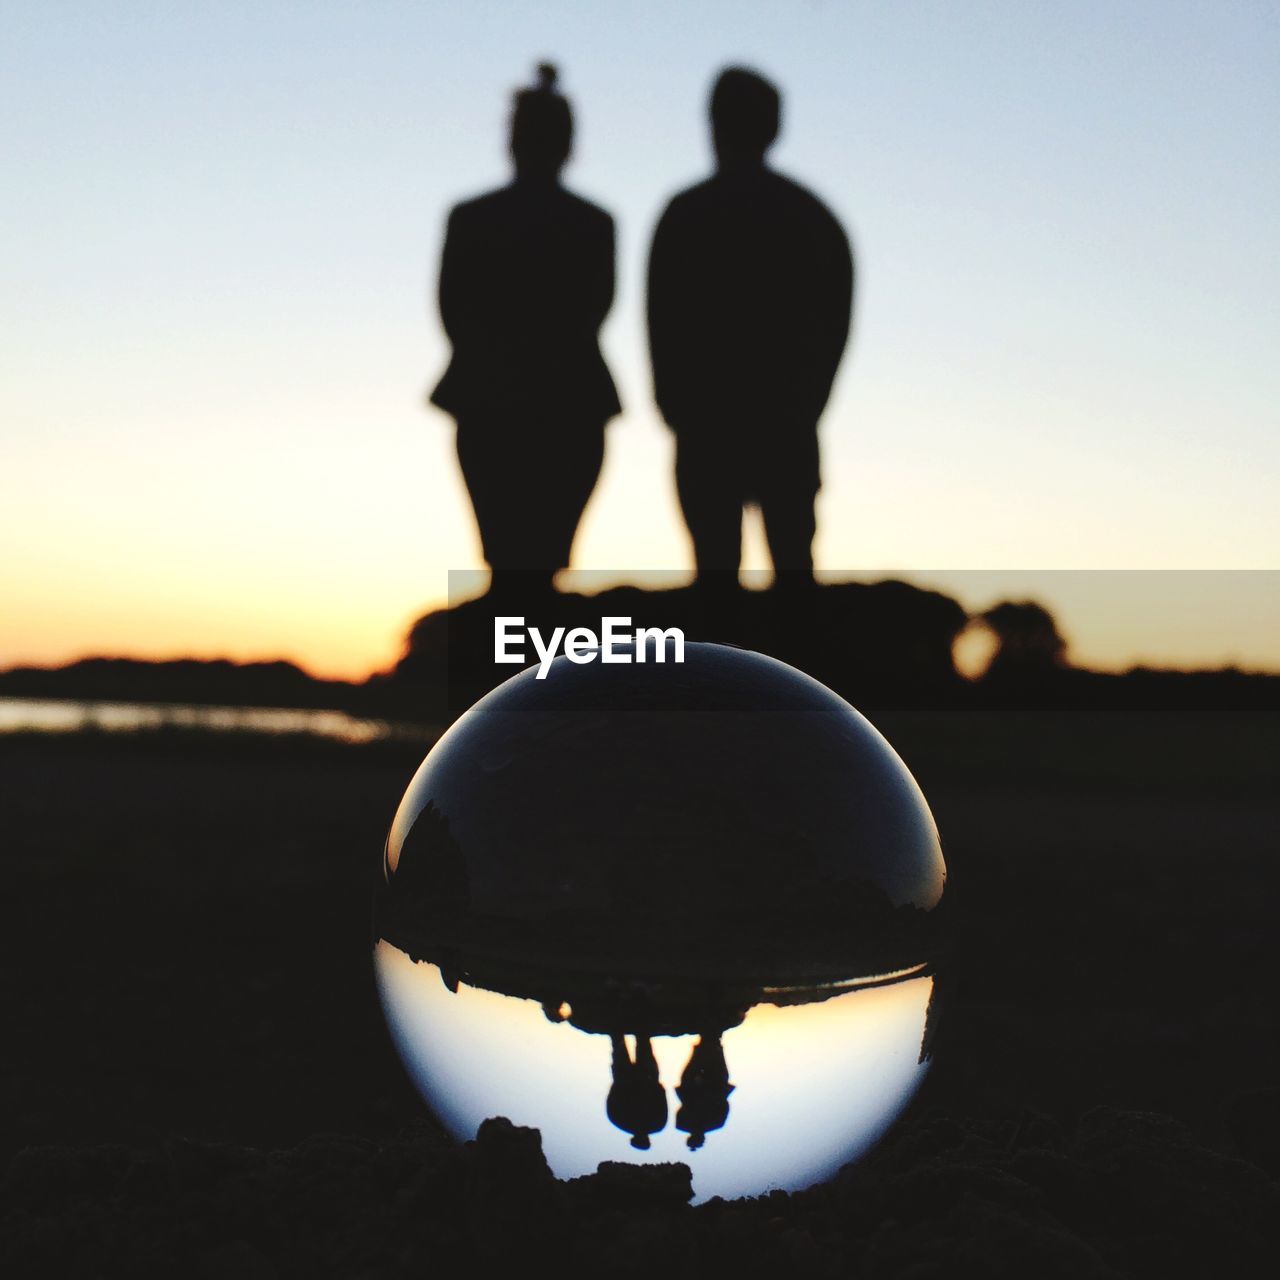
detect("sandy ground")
(1, 711), (1276, 1275)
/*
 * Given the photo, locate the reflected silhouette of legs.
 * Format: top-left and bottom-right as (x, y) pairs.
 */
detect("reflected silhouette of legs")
(606, 1032), (668, 1150)
(675, 1032), (734, 1150)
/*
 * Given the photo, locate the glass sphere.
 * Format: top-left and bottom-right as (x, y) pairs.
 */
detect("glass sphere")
(374, 641), (947, 1201)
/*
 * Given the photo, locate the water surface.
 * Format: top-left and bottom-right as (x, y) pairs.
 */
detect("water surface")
(0, 696), (408, 743)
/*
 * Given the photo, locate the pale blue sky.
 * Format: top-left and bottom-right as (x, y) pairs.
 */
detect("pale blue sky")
(3, 2), (1278, 673)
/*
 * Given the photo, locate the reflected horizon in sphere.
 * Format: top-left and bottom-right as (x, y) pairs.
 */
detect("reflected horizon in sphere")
(374, 641), (948, 1201)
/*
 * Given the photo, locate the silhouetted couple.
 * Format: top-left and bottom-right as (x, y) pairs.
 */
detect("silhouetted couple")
(430, 64), (853, 592)
(606, 1031), (734, 1151)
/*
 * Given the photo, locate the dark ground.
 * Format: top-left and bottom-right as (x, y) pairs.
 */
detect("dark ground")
(2, 710), (1277, 1277)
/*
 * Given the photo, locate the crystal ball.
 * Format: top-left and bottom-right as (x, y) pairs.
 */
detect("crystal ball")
(375, 641), (947, 1201)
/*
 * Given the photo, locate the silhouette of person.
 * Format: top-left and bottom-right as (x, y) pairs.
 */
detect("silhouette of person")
(675, 1032), (734, 1150)
(606, 1033), (668, 1150)
(647, 67), (853, 589)
(430, 64), (621, 592)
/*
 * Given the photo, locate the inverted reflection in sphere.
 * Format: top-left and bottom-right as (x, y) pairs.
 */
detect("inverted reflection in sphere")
(374, 641), (948, 1202)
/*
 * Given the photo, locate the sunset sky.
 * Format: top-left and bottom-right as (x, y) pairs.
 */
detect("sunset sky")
(3, 2), (1278, 678)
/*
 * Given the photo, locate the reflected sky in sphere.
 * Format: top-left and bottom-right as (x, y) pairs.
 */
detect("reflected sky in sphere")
(376, 940), (933, 1203)
(374, 645), (948, 1199)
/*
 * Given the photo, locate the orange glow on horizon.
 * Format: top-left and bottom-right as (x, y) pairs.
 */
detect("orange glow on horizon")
(4, 567), (1280, 681)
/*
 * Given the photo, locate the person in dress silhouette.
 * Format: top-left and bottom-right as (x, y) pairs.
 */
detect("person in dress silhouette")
(647, 67), (853, 589)
(606, 1032), (668, 1150)
(430, 64), (621, 592)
